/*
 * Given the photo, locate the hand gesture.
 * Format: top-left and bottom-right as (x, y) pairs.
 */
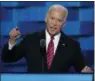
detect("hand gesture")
(9, 27), (21, 44)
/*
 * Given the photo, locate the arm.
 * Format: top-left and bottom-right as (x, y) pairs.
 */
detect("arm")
(72, 42), (93, 73)
(1, 40), (26, 62)
(1, 27), (25, 62)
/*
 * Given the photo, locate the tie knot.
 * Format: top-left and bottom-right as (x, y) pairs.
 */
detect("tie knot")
(51, 36), (54, 40)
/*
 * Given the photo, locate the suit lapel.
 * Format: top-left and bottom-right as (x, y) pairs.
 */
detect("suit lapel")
(50, 32), (68, 71)
(39, 30), (46, 58)
(39, 30), (49, 71)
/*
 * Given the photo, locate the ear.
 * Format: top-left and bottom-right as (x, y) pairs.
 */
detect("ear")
(62, 20), (66, 28)
(45, 17), (47, 23)
(45, 13), (48, 23)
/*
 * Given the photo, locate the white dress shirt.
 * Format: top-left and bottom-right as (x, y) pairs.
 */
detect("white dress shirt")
(45, 30), (61, 55)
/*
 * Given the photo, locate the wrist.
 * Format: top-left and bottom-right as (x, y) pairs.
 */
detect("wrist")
(9, 38), (16, 45)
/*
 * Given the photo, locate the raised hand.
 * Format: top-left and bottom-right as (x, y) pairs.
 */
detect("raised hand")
(9, 27), (21, 45)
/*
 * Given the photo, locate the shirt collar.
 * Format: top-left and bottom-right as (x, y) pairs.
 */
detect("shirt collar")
(45, 29), (61, 40)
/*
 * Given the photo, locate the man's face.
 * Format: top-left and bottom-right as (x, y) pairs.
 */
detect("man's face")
(46, 9), (66, 36)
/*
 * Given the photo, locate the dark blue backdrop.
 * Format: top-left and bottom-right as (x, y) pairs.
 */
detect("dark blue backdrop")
(0, 1), (94, 73)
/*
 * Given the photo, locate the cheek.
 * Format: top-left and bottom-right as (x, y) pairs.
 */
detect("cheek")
(56, 26), (62, 31)
(47, 19), (51, 25)
(59, 22), (63, 26)
(58, 23), (63, 29)
(57, 28), (61, 31)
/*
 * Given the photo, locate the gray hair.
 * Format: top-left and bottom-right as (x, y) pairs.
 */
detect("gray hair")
(46, 4), (68, 21)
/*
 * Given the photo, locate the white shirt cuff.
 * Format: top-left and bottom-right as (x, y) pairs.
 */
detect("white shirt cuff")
(8, 42), (16, 50)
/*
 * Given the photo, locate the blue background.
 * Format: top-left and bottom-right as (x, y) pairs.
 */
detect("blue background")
(0, 1), (94, 73)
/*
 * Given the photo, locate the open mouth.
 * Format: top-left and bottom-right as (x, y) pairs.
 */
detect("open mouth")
(50, 27), (56, 31)
(50, 29), (55, 32)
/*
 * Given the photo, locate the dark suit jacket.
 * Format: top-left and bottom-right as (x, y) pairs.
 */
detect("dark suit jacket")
(1, 30), (86, 73)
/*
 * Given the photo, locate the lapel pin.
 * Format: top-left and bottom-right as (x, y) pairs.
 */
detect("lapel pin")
(62, 44), (65, 46)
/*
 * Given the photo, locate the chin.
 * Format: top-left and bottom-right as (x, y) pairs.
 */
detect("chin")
(50, 33), (56, 36)
(48, 30), (56, 36)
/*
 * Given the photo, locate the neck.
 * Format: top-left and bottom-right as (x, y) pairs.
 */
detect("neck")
(46, 29), (60, 37)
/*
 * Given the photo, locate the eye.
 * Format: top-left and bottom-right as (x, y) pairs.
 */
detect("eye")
(51, 17), (54, 20)
(58, 19), (62, 22)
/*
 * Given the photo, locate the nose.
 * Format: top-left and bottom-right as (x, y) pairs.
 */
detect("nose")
(52, 20), (57, 26)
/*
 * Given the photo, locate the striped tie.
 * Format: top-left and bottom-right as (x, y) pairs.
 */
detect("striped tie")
(47, 36), (54, 69)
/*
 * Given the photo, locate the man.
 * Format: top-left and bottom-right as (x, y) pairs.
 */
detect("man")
(1, 4), (92, 73)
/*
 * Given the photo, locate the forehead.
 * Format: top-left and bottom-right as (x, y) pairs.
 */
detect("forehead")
(48, 8), (66, 19)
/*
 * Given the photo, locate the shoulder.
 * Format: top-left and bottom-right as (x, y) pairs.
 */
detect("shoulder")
(61, 32), (80, 47)
(20, 31), (41, 44)
(24, 31), (42, 39)
(26, 32), (40, 37)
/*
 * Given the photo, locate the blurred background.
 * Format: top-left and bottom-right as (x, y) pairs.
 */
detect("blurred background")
(0, 1), (94, 73)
